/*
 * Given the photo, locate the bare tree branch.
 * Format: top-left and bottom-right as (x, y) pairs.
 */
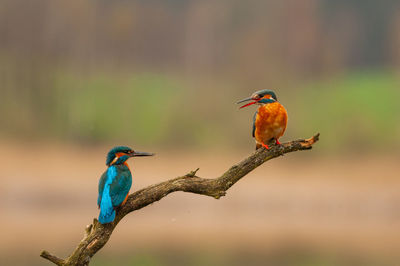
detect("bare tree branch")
(40, 133), (320, 266)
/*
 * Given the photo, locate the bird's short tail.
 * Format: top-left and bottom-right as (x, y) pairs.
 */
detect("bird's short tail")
(99, 185), (115, 224)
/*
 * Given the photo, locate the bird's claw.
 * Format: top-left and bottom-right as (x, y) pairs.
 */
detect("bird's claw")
(261, 143), (270, 149)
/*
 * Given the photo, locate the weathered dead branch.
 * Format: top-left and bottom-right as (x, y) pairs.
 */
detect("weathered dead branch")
(41, 133), (319, 265)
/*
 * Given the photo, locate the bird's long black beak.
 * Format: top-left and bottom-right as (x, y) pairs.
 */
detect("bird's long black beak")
(131, 151), (155, 157)
(236, 96), (253, 104)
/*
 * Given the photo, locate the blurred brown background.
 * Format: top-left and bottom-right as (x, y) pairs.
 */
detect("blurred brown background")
(0, 0), (399, 265)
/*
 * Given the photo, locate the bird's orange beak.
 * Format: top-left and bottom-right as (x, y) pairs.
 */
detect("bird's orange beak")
(237, 97), (259, 109)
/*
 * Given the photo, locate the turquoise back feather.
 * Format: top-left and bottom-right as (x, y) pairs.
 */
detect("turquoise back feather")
(98, 164), (132, 224)
(99, 166), (117, 224)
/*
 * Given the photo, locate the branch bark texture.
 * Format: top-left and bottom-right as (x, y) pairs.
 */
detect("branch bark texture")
(41, 133), (319, 265)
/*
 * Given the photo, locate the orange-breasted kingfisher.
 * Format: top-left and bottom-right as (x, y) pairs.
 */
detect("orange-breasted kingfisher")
(237, 89), (288, 150)
(97, 146), (154, 224)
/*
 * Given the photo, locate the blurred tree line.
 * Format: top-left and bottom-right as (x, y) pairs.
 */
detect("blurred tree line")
(0, 0), (399, 150)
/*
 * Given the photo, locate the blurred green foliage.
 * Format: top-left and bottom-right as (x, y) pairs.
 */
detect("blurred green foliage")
(0, 68), (399, 152)
(53, 72), (186, 144)
(1, 0), (399, 153)
(290, 70), (400, 152)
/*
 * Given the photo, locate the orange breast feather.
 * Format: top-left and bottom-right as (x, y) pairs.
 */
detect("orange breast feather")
(254, 102), (287, 144)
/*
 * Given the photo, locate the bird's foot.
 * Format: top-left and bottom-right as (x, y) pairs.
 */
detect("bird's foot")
(261, 142), (270, 149)
(276, 139), (281, 145)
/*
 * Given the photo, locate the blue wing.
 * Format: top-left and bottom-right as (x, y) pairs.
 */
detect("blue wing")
(98, 166), (117, 224)
(252, 110), (258, 138)
(109, 168), (132, 206)
(98, 165), (132, 224)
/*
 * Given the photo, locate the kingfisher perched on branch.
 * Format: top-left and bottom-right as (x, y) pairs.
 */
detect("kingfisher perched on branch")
(237, 89), (288, 150)
(97, 146), (154, 224)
